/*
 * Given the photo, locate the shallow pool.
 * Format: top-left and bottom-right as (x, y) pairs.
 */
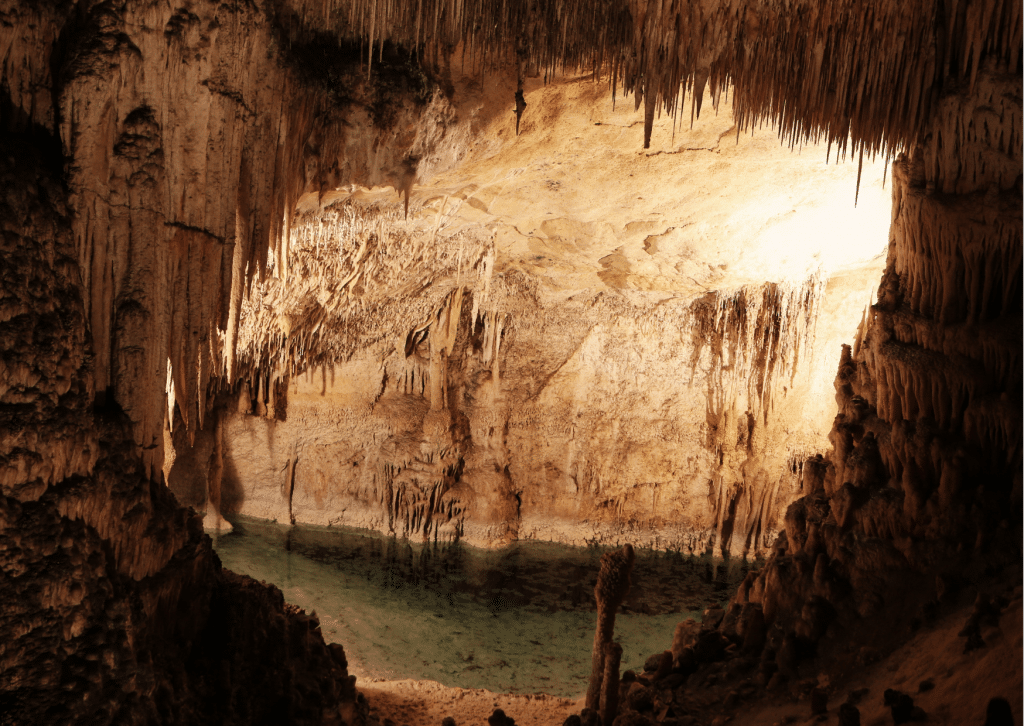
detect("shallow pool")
(212, 516), (756, 697)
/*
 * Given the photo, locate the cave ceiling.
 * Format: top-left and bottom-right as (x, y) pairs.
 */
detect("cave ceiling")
(296, 69), (892, 307)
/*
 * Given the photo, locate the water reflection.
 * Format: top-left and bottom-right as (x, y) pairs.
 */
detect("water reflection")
(212, 516), (756, 696)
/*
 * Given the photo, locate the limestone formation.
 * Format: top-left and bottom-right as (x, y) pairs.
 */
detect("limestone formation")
(0, 0), (1020, 724)
(0, 141), (365, 725)
(600, 641), (623, 725)
(207, 77), (889, 554)
(586, 544), (635, 712)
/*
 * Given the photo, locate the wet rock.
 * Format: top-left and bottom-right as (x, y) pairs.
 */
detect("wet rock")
(720, 603), (743, 637)
(723, 655), (755, 679)
(795, 596), (834, 642)
(776, 632), (801, 674)
(673, 647), (697, 675)
(652, 651), (673, 681)
(740, 604), (766, 653)
(838, 703), (861, 726)
(833, 482), (870, 529)
(659, 672), (687, 690)
(672, 619), (701, 657)
(644, 653), (664, 672)
(624, 682), (654, 712)
(587, 545), (635, 711)
(694, 631), (731, 663)
(703, 607), (726, 629)
(601, 642), (624, 726)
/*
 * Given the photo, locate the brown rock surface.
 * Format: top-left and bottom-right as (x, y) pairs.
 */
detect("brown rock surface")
(0, 0), (1020, 724)
(213, 73), (892, 555)
(0, 138), (363, 725)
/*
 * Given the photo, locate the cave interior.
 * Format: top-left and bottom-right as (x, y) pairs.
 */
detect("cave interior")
(0, 1), (1021, 725)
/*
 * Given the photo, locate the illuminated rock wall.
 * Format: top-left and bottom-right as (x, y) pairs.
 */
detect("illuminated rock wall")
(728, 67), (1022, 669)
(212, 207), (882, 555)
(1, 0), (1019, 722)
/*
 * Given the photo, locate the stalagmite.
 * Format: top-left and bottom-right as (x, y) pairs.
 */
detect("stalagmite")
(600, 641), (623, 725)
(585, 544), (635, 711)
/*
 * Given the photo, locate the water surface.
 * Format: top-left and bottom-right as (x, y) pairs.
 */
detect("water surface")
(212, 516), (755, 696)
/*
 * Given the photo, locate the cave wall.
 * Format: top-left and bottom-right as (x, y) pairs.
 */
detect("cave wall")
(0, 139), (364, 725)
(723, 65), (1022, 680)
(2, 1), (461, 723)
(1, 0), (1020, 723)
(215, 262), (881, 556)
(4, 0), (468, 477)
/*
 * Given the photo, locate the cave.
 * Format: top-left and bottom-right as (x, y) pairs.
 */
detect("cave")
(0, 2), (1020, 726)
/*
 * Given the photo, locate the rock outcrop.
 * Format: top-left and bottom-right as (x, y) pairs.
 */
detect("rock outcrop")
(729, 63), (1021, 674)
(596, 60), (1022, 726)
(0, 140), (365, 724)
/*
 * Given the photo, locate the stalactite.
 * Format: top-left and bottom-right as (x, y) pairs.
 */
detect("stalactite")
(235, 199), (491, 411)
(4, 0), (1015, 471)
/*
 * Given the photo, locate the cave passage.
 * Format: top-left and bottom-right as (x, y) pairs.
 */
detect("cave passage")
(213, 516), (755, 696)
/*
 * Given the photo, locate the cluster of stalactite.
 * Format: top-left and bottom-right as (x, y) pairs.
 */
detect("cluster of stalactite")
(279, 0), (1021, 164)
(2, 0), (453, 476)
(716, 66), (1022, 698)
(233, 198), (492, 419)
(835, 156), (1022, 542)
(0, 141), (366, 726)
(375, 457), (467, 540)
(662, 278), (822, 556)
(689, 278), (824, 430)
(3, 0), (1019, 473)
(0, 137), (97, 500)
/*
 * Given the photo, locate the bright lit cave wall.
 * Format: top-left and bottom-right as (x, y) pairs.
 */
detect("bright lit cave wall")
(177, 76), (896, 556)
(1, 1), (1021, 725)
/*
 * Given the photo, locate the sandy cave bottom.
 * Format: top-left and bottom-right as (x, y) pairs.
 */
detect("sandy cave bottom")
(211, 516), (755, 697)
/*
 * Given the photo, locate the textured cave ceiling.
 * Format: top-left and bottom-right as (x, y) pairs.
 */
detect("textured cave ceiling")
(299, 71), (893, 302)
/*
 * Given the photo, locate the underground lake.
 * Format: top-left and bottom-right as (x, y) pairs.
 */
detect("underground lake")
(211, 516), (757, 697)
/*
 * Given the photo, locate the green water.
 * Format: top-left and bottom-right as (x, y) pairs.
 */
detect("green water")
(211, 516), (755, 697)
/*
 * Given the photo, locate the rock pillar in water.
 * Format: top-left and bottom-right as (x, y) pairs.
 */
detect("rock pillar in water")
(600, 641), (623, 724)
(585, 544), (635, 711)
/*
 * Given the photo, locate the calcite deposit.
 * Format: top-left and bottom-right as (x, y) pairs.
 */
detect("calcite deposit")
(201, 77), (893, 555)
(0, 0), (1020, 724)
(0, 142), (365, 724)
